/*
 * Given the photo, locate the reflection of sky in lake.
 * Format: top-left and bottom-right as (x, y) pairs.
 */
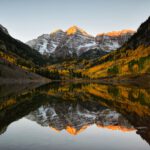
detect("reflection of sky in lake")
(0, 118), (149, 150)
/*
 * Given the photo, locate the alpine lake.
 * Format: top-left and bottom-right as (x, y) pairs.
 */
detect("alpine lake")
(0, 82), (150, 150)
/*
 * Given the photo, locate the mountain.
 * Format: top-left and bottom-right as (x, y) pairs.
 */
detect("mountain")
(1, 16), (149, 84)
(0, 24), (49, 83)
(46, 17), (150, 84)
(96, 29), (135, 52)
(26, 29), (66, 55)
(27, 103), (133, 135)
(53, 26), (97, 59)
(0, 24), (9, 35)
(27, 26), (134, 60)
(83, 17), (150, 82)
(79, 48), (107, 59)
(0, 25), (46, 66)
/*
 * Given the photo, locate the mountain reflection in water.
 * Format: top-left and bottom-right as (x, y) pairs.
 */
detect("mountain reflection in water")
(26, 101), (134, 135)
(0, 82), (150, 148)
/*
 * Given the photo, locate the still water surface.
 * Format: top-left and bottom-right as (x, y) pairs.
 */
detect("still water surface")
(0, 82), (150, 150)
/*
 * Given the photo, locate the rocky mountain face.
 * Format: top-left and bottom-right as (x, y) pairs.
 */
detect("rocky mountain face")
(95, 30), (135, 52)
(27, 29), (66, 55)
(53, 26), (98, 59)
(26, 102), (134, 135)
(26, 26), (135, 59)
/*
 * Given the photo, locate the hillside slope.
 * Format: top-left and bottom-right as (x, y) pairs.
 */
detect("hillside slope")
(0, 25), (49, 83)
(83, 17), (150, 80)
(0, 25), (46, 67)
(0, 58), (48, 84)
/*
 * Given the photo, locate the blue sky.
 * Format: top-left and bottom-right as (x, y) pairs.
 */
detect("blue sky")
(0, 0), (150, 42)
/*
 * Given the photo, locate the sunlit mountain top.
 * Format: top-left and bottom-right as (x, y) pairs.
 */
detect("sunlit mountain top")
(49, 27), (135, 37)
(97, 29), (135, 37)
(48, 124), (135, 136)
(65, 125), (88, 135)
(66, 25), (91, 36)
(97, 125), (135, 132)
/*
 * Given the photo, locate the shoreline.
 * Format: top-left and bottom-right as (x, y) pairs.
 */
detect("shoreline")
(0, 78), (51, 85)
(50, 73), (150, 88)
(0, 73), (149, 88)
(97, 73), (150, 88)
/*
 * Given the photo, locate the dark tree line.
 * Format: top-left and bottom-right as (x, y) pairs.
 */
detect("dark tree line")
(68, 69), (88, 79)
(35, 68), (61, 80)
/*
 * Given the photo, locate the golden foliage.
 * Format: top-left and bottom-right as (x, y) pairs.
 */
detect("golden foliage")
(83, 46), (150, 78)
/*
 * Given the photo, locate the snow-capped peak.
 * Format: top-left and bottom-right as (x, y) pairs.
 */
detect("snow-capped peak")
(95, 29), (135, 52)
(97, 29), (135, 37)
(66, 25), (90, 36)
(26, 27), (135, 59)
